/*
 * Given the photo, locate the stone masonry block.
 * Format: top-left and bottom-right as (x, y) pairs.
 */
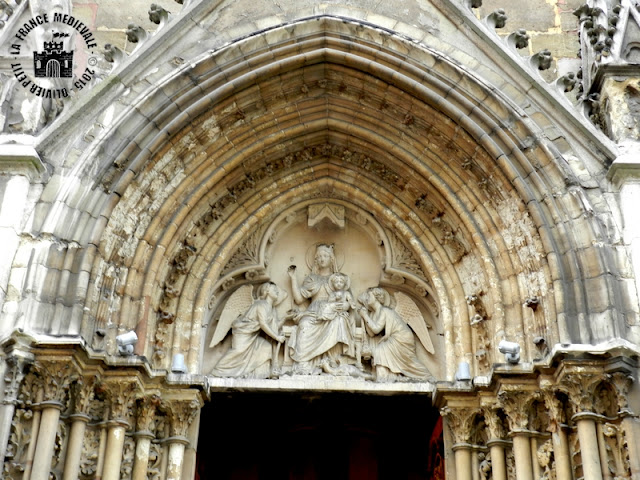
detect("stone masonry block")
(479, 0), (556, 32)
(618, 278), (640, 314)
(530, 32), (580, 60)
(584, 275), (615, 314)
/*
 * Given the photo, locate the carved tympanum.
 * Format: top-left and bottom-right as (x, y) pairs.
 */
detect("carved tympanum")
(208, 242), (434, 382)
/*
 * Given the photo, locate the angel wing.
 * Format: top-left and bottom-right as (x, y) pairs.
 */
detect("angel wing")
(209, 285), (255, 348)
(393, 291), (435, 354)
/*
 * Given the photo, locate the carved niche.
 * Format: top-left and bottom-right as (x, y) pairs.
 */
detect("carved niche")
(202, 203), (442, 382)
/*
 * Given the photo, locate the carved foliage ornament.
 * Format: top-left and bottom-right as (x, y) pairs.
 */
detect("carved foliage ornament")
(80, 429), (100, 478)
(2, 356), (28, 405)
(220, 222), (269, 277)
(498, 390), (539, 431)
(601, 422), (632, 477)
(166, 398), (201, 437)
(33, 360), (75, 404)
(102, 381), (140, 422)
(385, 228), (428, 278)
(440, 406), (480, 444)
(607, 372), (634, 414)
(4, 407), (34, 477)
(72, 375), (98, 416)
(147, 442), (163, 480)
(136, 394), (163, 433)
(542, 389), (566, 433)
(16, 370), (38, 406)
(120, 436), (136, 480)
(561, 373), (606, 414)
(483, 406), (507, 440)
(537, 439), (556, 480)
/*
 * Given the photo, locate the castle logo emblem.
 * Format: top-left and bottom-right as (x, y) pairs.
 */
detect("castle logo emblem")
(9, 12), (98, 98)
(34, 38), (74, 78)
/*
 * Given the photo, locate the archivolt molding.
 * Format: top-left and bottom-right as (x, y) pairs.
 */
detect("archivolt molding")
(11, 15), (627, 381)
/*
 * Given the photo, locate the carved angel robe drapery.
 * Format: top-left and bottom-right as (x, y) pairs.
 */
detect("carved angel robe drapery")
(366, 306), (430, 379)
(211, 299), (279, 377)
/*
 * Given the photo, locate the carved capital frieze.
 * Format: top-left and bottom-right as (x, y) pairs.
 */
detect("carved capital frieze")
(483, 405), (507, 440)
(560, 373), (605, 414)
(607, 372), (635, 415)
(440, 406), (480, 445)
(135, 394), (163, 433)
(2, 356), (31, 405)
(33, 360), (76, 404)
(163, 397), (202, 438)
(101, 379), (141, 422)
(72, 375), (99, 416)
(498, 390), (539, 431)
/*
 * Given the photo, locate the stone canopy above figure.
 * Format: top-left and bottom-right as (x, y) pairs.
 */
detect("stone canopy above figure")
(206, 240), (436, 383)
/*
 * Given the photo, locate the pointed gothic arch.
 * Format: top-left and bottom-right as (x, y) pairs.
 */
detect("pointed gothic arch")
(2, 3), (638, 479)
(25, 14), (623, 374)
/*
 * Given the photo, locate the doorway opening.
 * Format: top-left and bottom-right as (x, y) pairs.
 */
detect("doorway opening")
(196, 392), (443, 479)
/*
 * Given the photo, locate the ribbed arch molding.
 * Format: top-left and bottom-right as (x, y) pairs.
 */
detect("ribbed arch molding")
(24, 16), (625, 379)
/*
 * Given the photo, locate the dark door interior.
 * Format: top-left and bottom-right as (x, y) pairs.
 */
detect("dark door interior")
(196, 392), (443, 480)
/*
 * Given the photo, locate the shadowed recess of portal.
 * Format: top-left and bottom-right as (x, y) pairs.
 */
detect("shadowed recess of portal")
(196, 393), (443, 480)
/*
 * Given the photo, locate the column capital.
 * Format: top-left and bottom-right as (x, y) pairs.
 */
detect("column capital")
(498, 388), (540, 431)
(440, 406), (480, 445)
(483, 405), (508, 441)
(71, 375), (100, 416)
(32, 359), (77, 404)
(540, 388), (567, 433)
(135, 393), (163, 433)
(606, 371), (635, 415)
(162, 395), (203, 438)
(559, 372), (606, 415)
(2, 354), (32, 405)
(100, 377), (141, 423)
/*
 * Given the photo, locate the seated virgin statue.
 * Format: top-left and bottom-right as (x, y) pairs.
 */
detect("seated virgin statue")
(287, 244), (355, 374)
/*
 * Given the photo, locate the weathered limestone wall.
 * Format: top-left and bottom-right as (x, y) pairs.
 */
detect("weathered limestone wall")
(76, 0), (585, 82)
(478, 0), (584, 79)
